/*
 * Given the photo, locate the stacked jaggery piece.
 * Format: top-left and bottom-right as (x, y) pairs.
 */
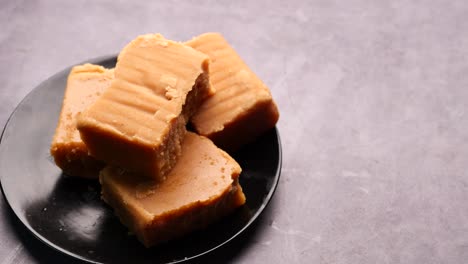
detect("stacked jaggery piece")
(77, 34), (212, 181)
(50, 33), (278, 247)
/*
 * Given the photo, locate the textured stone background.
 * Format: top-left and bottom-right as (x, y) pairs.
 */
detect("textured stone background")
(2, 0), (468, 263)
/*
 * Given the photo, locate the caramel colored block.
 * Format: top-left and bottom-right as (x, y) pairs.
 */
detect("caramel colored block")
(78, 34), (211, 180)
(50, 64), (113, 178)
(100, 132), (246, 247)
(185, 33), (279, 152)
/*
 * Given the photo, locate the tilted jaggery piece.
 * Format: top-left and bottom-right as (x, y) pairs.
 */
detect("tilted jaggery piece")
(100, 132), (246, 247)
(185, 32), (279, 152)
(50, 64), (113, 178)
(78, 34), (212, 180)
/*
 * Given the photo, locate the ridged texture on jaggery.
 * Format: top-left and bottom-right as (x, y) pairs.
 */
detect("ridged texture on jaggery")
(77, 34), (210, 180)
(186, 32), (279, 152)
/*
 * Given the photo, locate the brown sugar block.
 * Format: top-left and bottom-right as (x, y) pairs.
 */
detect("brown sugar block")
(50, 64), (114, 178)
(77, 34), (212, 181)
(99, 132), (246, 247)
(185, 32), (279, 152)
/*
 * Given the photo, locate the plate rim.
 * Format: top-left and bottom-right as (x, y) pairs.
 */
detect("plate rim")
(0, 55), (282, 264)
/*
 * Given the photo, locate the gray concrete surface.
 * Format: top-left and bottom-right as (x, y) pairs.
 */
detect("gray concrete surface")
(2, 0), (468, 263)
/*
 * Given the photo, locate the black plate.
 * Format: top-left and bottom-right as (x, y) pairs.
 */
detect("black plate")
(0, 56), (282, 263)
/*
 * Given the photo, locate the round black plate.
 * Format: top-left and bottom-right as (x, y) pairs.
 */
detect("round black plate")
(0, 56), (282, 263)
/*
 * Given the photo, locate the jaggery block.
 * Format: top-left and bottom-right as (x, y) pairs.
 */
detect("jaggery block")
(50, 64), (113, 178)
(185, 32), (279, 152)
(99, 132), (246, 247)
(77, 34), (211, 180)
